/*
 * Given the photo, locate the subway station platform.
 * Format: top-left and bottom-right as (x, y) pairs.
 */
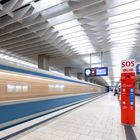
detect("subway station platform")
(1, 93), (140, 140)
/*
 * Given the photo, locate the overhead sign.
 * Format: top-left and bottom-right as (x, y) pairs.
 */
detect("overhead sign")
(84, 68), (95, 77)
(136, 64), (140, 74)
(84, 67), (108, 77)
(85, 68), (92, 77)
(95, 67), (108, 76)
(121, 59), (135, 73)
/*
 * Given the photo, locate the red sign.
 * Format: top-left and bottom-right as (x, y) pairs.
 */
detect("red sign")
(121, 59), (135, 125)
(121, 59), (135, 73)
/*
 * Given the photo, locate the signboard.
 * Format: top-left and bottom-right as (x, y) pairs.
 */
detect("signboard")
(84, 68), (92, 77)
(136, 64), (140, 74)
(84, 67), (108, 77)
(121, 59), (136, 125)
(95, 67), (108, 76)
(84, 68), (95, 77)
(121, 59), (135, 73)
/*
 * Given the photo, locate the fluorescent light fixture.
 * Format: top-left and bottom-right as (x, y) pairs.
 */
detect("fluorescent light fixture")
(69, 40), (91, 46)
(111, 47), (133, 52)
(112, 42), (135, 46)
(108, 1), (140, 15)
(108, 10), (140, 23)
(77, 49), (93, 53)
(75, 50), (94, 53)
(108, 17), (140, 29)
(109, 38), (137, 43)
(66, 36), (88, 43)
(109, 35), (137, 42)
(58, 26), (83, 35)
(63, 31), (86, 39)
(111, 40), (136, 45)
(52, 18), (96, 56)
(54, 19), (80, 30)
(71, 43), (92, 48)
(108, 24), (139, 34)
(73, 46), (93, 50)
(110, 45), (135, 49)
(77, 51), (94, 55)
(108, 30), (138, 38)
(32, 0), (64, 12)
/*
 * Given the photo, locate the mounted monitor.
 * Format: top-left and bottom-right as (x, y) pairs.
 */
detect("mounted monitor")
(95, 67), (108, 76)
(84, 67), (108, 77)
(136, 64), (140, 74)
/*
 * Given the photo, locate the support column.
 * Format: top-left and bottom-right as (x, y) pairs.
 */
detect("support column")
(77, 72), (83, 80)
(64, 67), (71, 77)
(38, 54), (50, 71)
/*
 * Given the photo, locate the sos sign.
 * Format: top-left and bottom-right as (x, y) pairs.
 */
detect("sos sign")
(121, 59), (135, 73)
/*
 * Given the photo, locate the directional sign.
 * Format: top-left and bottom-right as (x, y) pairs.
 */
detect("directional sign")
(84, 67), (108, 77)
(136, 64), (140, 74)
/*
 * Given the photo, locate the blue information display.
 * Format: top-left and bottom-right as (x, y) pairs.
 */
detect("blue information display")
(130, 88), (134, 106)
(136, 64), (140, 74)
(95, 67), (108, 76)
(84, 67), (108, 77)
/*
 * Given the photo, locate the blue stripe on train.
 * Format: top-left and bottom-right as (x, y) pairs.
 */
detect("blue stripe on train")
(0, 65), (93, 86)
(0, 93), (96, 130)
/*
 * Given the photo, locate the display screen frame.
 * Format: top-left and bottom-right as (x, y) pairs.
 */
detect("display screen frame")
(136, 64), (140, 74)
(95, 67), (108, 76)
(84, 67), (108, 77)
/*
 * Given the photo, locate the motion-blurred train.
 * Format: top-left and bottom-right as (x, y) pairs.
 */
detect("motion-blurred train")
(0, 60), (106, 101)
(0, 60), (107, 131)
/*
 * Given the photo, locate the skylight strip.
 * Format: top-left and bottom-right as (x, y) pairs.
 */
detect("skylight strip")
(77, 52), (94, 55)
(74, 48), (93, 52)
(108, 0), (140, 16)
(108, 35), (137, 41)
(58, 26), (84, 35)
(109, 38), (137, 43)
(108, 24), (139, 34)
(72, 46), (93, 50)
(111, 40), (136, 44)
(69, 40), (91, 45)
(111, 42), (136, 46)
(62, 31), (86, 39)
(54, 19), (80, 31)
(108, 30), (138, 38)
(108, 9), (140, 23)
(66, 36), (88, 42)
(71, 43), (92, 48)
(109, 30), (138, 36)
(108, 17), (140, 29)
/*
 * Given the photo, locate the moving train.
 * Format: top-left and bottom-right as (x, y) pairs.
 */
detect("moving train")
(0, 60), (106, 101)
(0, 60), (107, 131)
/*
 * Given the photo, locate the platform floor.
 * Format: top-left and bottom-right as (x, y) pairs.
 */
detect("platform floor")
(2, 93), (140, 140)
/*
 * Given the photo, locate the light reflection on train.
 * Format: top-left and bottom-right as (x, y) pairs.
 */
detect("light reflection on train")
(0, 64), (106, 101)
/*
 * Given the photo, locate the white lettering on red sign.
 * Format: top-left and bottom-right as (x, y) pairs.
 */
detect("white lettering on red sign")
(121, 59), (135, 73)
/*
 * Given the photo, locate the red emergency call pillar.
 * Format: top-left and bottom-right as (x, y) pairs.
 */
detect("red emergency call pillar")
(121, 59), (136, 125)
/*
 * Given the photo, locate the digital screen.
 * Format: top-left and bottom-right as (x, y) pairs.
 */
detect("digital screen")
(84, 67), (108, 77)
(95, 67), (108, 76)
(136, 64), (140, 74)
